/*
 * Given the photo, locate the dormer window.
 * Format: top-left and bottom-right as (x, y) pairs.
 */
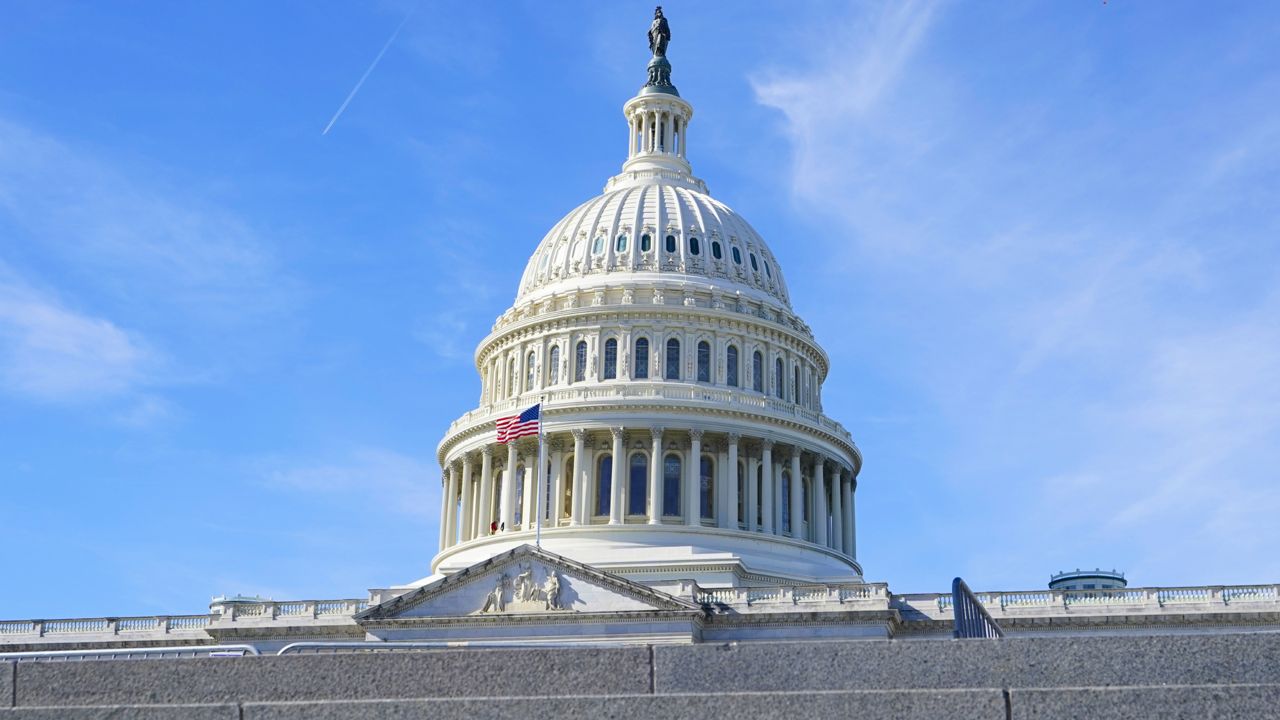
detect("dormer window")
(616, 234), (629, 253)
(689, 237), (700, 256)
(640, 233), (653, 252)
(711, 241), (723, 260)
(665, 234), (677, 253)
(592, 236), (605, 254)
(731, 247), (742, 264)
(749, 253), (759, 272)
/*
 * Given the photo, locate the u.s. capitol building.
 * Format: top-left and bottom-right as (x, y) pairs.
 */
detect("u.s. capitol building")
(4, 9), (1278, 657)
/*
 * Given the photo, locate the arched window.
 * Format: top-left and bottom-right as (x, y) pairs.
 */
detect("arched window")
(615, 234), (628, 253)
(640, 233), (652, 252)
(732, 246), (742, 264)
(726, 345), (739, 387)
(634, 337), (649, 379)
(663, 454), (682, 517)
(596, 454), (612, 517)
(774, 358), (784, 399)
(525, 351), (535, 392)
(689, 237), (701, 256)
(711, 241), (723, 260)
(750, 253), (759, 271)
(756, 464), (764, 527)
(629, 454), (647, 515)
(563, 456), (574, 517)
(514, 465), (525, 526)
(603, 338), (617, 380)
(575, 341), (587, 382)
(794, 366), (801, 404)
(699, 456), (715, 520)
(752, 351), (763, 392)
(508, 357), (516, 398)
(665, 234), (677, 253)
(697, 341), (711, 382)
(802, 477), (811, 522)
(665, 339), (680, 380)
(548, 345), (560, 385)
(781, 471), (792, 534)
(592, 235), (605, 254)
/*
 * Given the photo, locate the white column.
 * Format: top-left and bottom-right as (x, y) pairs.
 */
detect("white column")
(501, 443), (517, 532)
(747, 456), (759, 533)
(459, 454), (474, 541)
(648, 427), (663, 524)
(571, 429), (586, 525)
(550, 440), (565, 526)
(760, 440), (774, 534)
(437, 472), (449, 551)
(478, 446), (494, 536)
(686, 429), (702, 525)
(521, 450), (535, 529)
(831, 469), (844, 553)
(609, 428), (625, 524)
(844, 474), (855, 558)
(789, 451), (803, 540)
(722, 434), (739, 529)
(814, 456), (828, 547)
(444, 462), (460, 547)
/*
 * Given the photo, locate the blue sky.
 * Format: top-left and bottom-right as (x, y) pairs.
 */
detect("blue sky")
(2, 1), (1277, 619)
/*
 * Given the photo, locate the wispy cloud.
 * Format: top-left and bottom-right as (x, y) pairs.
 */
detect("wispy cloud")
(0, 271), (156, 402)
(262, 447), (439, 522)
(750, 2), (1280, 586)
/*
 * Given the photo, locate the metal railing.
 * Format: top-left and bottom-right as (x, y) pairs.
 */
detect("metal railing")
(0, 645), (260, 662)
(951, 577), (1003, 639)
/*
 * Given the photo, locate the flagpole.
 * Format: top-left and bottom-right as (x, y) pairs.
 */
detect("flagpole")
(535, 397), (546, 548)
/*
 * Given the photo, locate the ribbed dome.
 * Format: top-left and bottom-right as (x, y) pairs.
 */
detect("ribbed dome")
(516, 183), (791, 309)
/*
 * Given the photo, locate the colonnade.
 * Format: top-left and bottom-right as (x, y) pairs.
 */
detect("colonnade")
(438, 427), (857, 560)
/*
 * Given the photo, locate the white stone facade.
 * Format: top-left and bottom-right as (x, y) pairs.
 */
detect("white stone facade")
(431, 50), (860, 589)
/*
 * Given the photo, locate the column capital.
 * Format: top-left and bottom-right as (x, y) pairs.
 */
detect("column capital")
(461, 453), (473, 468)
(650, 426), (665, 441)
(571, 428), (587, 441)
(549, 438), (564, 453)
(761, 437), (775, 451)
(481, 445), (495, 459)
(610, 426), (626, 440)
(689, 428), (704, 442)
(812, 452), (827, 468)
(726, 432), (741, 444)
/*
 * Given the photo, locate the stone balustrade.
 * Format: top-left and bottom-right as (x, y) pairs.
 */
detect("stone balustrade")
(904, 583), (1280, 619)
(696, 582), (892, 612)
(444, 382), (855, 447)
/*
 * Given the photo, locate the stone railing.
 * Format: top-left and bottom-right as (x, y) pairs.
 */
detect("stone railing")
(696, 583), (891, 612)
(0, 598), (368, 646)
(908, 584), (1280, 619)
(445, 382), (855, 447)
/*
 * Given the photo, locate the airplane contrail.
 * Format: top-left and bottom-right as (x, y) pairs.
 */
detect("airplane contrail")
(322, 6), (417, 136)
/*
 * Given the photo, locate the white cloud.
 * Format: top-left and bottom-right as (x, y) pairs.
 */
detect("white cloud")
(263, 448), (439, 521)
(0, 275), (155, 402)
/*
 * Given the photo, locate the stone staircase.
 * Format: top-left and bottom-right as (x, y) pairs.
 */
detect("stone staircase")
(3, 634), (1279, 718)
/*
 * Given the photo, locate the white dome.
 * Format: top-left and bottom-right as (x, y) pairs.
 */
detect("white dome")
(516, 183), (791, 310)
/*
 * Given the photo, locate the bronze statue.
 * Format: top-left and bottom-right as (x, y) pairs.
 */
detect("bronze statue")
(648, 6), (670, 57)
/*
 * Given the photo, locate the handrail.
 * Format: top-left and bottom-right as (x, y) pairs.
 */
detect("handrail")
(952, 577), (1003, 639)
(277, 640), (633, 655)
(0, 645), (260, 662)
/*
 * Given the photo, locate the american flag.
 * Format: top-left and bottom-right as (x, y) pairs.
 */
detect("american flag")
(495, 404), (540, 444)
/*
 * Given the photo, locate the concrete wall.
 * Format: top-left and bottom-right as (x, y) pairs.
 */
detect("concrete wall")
(4, 635), (1280, 718)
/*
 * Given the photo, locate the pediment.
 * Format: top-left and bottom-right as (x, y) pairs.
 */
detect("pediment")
(357, 545), (701, 621)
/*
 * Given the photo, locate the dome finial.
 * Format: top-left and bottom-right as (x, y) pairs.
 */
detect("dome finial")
(643, 7), (678, 96)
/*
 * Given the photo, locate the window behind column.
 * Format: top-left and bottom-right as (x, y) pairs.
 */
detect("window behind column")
(726, 345), (739, 387)
(629, 453), (647, 515)
(663, 454), (681, 517)
(665, 338), (680, 380)
(595, 454), (612, 517)
(752, 351), (763, 392)
(548, 345), (560, 385)
(697, 341), (711, 382)
(699, 455), (715, 520)
(781, 471), (792, 534)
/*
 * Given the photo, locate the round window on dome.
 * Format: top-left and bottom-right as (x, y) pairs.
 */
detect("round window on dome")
(711, 241), (723, 260)
(731, 247), (742, 264)
(592, 236), (605, 255)
(750, 253), (759, 271)
(665, 234), (677, 253)
(616, 234), (629, 253)
(689, 237), (700, 256)
(641, 233), (652, 252)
